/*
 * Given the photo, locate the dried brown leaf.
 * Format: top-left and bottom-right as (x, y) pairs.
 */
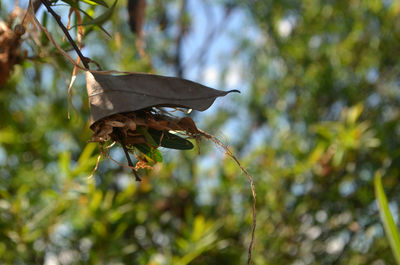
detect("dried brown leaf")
(86, 72), (239, 126)
(135, 160), (152, 170)
(177, 117), (199, 135)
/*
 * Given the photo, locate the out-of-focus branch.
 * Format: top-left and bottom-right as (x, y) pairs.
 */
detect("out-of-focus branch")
(175, 0), (187, 78)
(127, 0), (146, 56)
(32, 0), (42, 13)
(183, 5), (233, 71)
(127, 0), (146, 35)
(40, 0), (90, 69)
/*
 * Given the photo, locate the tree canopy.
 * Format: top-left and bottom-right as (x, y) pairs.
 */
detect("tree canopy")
(1, 0), (400, 264)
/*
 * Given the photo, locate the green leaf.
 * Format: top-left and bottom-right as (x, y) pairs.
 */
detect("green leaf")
(136, 127), (158, 147)
(151, 148), (163, 163)
(148, 129), (194, 150)
(77, 0), (117, 27)
(89, 190), (103, 212)
(374, 171), (400, 265)
(0, 127), (17, 143)
(134, 144), (163, 163)
(67, 0), (116, 37)
(134, 143), (151, 154)
(80, 0), (109, 7)
(58, 151), (71, 175)
(60, 0), (93, 16)
(72, 143), (99, 176)
(77, 142), (97, 165)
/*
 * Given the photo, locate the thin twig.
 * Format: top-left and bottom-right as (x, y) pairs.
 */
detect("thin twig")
(114, 128), (141, 181)
(198, 129), (256, 265)
(88, 152), (102, 178)
(32, 0), (42, 13)
(29, 1), (141, 75)
(183, 6), (232, 70)
(175, 0), (187, 78)
(40, 0), (90, 69)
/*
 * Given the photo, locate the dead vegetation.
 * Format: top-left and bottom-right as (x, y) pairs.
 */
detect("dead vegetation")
(0, 8), (26, 87)
(90, 108), (200, 180)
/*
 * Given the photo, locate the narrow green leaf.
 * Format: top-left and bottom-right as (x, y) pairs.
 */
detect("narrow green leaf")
(374, 172), (400, 265)
(60, 0), (78, 8)
(133, 144), (163, 163)
(77, 143), (97, 165)
(72, 143), (99, 175)
(151, 148), (163, 163)
(134, 143), (151, 154)
(41, 11), (48, 27)
(80, 0), (109, 7)
(136, 127), (158, 147)
(77, 0), (117, 27)
(89, 190), (103, 212)
(60, 0), (101, 26)
(148, 129), (194, 150)
(58, 151), (71, 175)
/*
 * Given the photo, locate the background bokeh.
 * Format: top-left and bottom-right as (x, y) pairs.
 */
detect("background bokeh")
(1, 0), (400, 264)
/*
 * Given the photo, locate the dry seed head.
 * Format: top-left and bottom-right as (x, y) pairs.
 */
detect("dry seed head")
(14, 24), (25, 36)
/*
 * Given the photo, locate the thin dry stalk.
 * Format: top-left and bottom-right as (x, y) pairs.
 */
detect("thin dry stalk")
(88, 153), (102, 179)
(198, 129), (257, 265)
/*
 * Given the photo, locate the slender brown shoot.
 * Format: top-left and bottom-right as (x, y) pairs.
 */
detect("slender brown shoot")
(198, 129), (257, 265)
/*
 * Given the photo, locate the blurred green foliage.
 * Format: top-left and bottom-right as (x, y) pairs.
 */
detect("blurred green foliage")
(1, 0), (400, 264)
(375, 172), (400, 265)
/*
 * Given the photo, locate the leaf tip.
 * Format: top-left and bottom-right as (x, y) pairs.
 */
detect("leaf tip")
(228, 89), (240, 94)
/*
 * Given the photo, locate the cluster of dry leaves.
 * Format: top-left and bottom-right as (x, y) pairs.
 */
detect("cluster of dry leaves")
(89, 108), (204, 181)
(90, 108), (200, 145)
(0, 8), (26, 87)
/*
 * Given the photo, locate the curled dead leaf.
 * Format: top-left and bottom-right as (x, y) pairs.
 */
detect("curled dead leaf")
(86, 71), (239, 126)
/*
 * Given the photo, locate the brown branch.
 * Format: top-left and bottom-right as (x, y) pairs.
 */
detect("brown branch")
(114, 128), (141, 181)
(122, 144), (141, 181)
(198, 129), (257, 265)
(175, 0), (187, 78)
(32, 0), (42, 13)
(183, 6), (233, 70)
(40, 0), (90, 69)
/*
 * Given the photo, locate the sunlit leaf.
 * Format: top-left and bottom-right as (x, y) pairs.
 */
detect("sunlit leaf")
(374, 171), (400, 265)
(81, 0), (109, 7)
(77, 0), (117, 27)
(134, 143), (163, 163)
(77, 142), (97, 165)
(58, 151), (71, 175)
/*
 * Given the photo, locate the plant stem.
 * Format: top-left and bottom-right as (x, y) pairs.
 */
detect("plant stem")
(32, 0), (42, 13)
(40, 0), (90, 69)
(115, 128), (141, 182)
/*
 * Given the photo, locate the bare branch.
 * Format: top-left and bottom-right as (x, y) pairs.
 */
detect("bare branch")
(32, 0), (42, 13)
(40, 0), (90, 69)
(175, 0), (187, 78)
